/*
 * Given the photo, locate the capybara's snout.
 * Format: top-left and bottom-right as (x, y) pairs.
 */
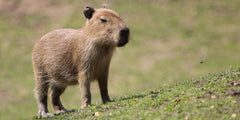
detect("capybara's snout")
(118, 27), (129, 47)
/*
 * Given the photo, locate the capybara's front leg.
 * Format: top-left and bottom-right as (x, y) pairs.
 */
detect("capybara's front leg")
(79, 75), (91, 108)
(98, 70), (111, 103)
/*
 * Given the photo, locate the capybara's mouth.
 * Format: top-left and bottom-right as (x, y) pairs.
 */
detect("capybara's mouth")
(117, 39), (128, 47)
(117, 28), (129, 47)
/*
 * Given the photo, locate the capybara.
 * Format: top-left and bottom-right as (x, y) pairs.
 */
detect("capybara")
(32, 5), (129, 118)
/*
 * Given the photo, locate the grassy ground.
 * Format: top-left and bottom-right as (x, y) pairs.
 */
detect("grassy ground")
(33, 67), (240, 119)
(0, 0), (240, 119)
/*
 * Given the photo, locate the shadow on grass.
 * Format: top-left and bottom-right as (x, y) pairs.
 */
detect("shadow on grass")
(112, 89), (164, 102)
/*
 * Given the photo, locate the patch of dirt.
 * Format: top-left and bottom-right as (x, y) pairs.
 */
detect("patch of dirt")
(0, 0), (75, 47)
(174, 99), (182, 105)
(193, 80), (206, 86)
(193, 78), (220, 87)
(0, 0), (72, 19)
(228, 80), (240, 87)
(0, 0), (73, 32)
(227, 90), (240, 96)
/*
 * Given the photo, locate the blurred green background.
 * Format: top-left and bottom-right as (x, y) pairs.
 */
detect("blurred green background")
(0, 0), (240, 119)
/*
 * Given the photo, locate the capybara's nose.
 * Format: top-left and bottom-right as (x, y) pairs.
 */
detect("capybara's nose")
(120, 27), (129, 38)
(118, 27), (129, 47)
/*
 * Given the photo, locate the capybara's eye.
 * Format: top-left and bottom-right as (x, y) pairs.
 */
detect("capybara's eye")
(100, 18), (107, 23)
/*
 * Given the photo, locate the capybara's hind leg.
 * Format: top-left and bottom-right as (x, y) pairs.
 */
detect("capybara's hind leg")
(34, 72), (53, 118)
(50, 85), (70, 114)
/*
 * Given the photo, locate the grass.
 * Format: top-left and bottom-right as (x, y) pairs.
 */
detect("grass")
(0, 0), (240, 119)
(33, 67), (240, 119)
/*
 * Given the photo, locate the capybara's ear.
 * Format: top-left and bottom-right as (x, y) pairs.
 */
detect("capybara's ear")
(83, 6), (95, 19)
(103, 4), (108, 8)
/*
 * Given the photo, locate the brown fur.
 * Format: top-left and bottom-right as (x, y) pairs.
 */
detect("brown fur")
(32, 6), (129, 118)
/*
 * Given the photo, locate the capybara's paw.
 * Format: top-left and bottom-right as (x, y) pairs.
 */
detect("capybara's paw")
(55, 109), (67, 114)
(103, 98), (112, 103)
(81, 104), (91, 109)
(38, 111), (54, 118)
(55, 109), (75, 114)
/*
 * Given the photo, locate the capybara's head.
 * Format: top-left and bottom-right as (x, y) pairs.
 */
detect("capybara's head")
(83, 6), (129, 47)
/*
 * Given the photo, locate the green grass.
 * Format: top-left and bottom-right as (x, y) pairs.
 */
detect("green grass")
(33, 67), (240, 119)
(0, 0), (240, 119)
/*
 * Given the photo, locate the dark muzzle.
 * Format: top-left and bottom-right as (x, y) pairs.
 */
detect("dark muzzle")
(117, 27), (129, 47)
